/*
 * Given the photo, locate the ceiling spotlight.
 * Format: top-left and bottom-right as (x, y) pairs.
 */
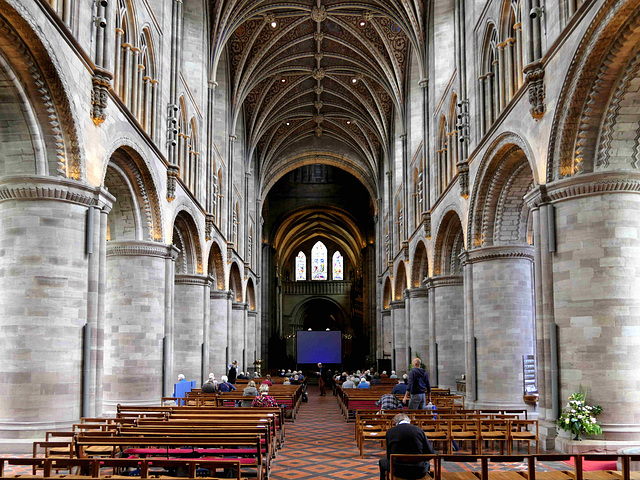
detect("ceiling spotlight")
(281, 77), (287, 83)
(346, 120), (351, 125)
(270, 21), (278, 29)
(351, 77), (358, 84)
(285, 122), (290, 126)
(359, 20), (366, 27)
(308, 328), (312, 331)
(326, 328), (330, 331)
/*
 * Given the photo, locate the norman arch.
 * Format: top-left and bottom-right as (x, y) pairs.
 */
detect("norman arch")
(172, 209), (202, 275)
(410, 240), (429, 288)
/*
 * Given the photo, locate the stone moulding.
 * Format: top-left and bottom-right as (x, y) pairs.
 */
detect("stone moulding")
(0, 176), (114, 211)
(106, 241), (179, 260)
(466, 245), (534, 264)
(407, 286), (428, 298)
(389, 300), (405, 310)
(525, 172), (640, 208)
(174, 274), (213, 286)
(232, 302), (248, 310)
(210, 290), (229, 299)
(424, 275), (463, 289)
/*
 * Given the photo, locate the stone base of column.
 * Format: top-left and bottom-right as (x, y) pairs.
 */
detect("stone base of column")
(537, 419), (559, 451)
(466, 398), (537, 413)
(0, 420), (77, 453)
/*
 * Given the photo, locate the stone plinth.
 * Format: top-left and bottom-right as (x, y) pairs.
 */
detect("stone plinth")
(103, 241), (176, 411)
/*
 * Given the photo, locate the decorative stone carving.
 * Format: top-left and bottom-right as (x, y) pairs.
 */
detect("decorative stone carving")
(174, 274), (212, 286)
(424, 275), (464, 289)
(205, 214), (215, 240)
(457, 161), (469, 198)
(422, 211), (431, 238)
(313, 113), (324, 124)
(466, 245), (534, 264)
(311, 6), (327, 22)
(314, 53), (324, 62)
(106, 241), (179, 260)
(166, 165), (180, 201)
(313, 32), (325, 42)
(315, 125), (323, 137)
(524, 61), (545, 119)
(314, 85), (324, 95)
(90, 67), (112, 125)
(314, 101), (324, 110)
(312, 67), (326, 80)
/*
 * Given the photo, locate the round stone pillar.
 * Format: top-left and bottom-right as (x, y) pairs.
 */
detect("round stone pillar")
(247, 310), (257, 371)
(543, 174), (640, 444)
(103, 241), (177, 410)
(174, 274), (210, 384)
(427, 276), (464, 391)
(230, 302), (247, 371)
(209, 290), (229, 378)
(467, 245), (535, 409)
(390, 300), (407, 374)
(407, 287), (429, 371)
(380, 309), (391, 362)
(0, 177), (111, 446)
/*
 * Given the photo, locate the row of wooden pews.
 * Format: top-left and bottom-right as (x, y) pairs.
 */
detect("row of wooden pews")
(386, 453), (640, 480)
(5, 401), (302, 480)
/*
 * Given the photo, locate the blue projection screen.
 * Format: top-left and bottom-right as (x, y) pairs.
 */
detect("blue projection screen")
(296, 331), (342, 364)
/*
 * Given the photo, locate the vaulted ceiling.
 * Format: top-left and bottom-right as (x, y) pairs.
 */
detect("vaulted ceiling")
(210, 0), (427, 190)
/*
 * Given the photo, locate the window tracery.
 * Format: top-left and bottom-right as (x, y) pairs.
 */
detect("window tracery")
(332, 251), (343, 280)
(296, 252), (306, 281)
(311, 241), (327, 280)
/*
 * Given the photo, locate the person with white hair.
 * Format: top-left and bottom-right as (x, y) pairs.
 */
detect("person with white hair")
(389, 370), (398, 379)
(342, 376), (356, 389)
(202, 373), (217, 393)
(251, 383), (278, 407)
(177, 373), (187, 382)
(218, 375), (236, 393)
(381, 370), (389, 378)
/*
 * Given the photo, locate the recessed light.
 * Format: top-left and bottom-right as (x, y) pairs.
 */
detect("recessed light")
(346, 121), (351, 125)
(270, 21), (278, 29)
(351, 77), (358, 84)
(285, 122), (290, 126)
(359, 20), (366, 27)
(281, 78), (286, 83)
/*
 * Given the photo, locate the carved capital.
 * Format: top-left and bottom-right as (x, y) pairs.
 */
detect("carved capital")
(466, 245), (534, 264)
(175, 274), (212, 286)
(425, 275), (464, 289)
(524, 61), (545, 120)
(529, 172), (640, 206)
(457, 161), (470, 198)
(107, 241), (178, 260)
(422, 211), (432, 238)
(389, 300), (405, 310)
(205, 213), (215, 240)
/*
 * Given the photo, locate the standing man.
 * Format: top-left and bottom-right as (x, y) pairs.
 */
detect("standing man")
(379, 413), (434, 480)
(227, 360), (238, 384)
(317, 362), (326, 396)
(403, 357), (431, 410)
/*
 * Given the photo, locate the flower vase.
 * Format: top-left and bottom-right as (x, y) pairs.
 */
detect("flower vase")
(573, 432), (583, 441)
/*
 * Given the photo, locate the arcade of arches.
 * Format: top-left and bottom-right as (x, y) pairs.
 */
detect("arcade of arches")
(1, 0), (640, 453)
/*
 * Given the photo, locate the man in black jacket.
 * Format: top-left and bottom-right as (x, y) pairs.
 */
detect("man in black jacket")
(379, 413), (434, 480)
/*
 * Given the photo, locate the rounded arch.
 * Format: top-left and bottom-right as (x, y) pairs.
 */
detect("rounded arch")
(0, 4), (82, 179)
(547, 0), (640, 181)
(171, 208), (203, 275)
(228, 261), (243, 303)
(102, 144), (163, 242)
(433, 210), (464, 276)
(468, 133), (536, 249)
(290, 296), (349, 331)
(246, 278), (256, 311)
(411, 240), (429, 288)
(394, 261), (408, 300)
(206, 240), (225, 291)
(382, 277), (392, 310)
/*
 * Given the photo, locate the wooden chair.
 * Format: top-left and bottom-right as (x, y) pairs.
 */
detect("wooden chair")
(509, 420), (539, 454)
(388, 454), (437, 480)
(449, 419), (480, 454)
(359, 418), (390, 458)
(418, 419), (450, 453)
(479, 419), (510, 455)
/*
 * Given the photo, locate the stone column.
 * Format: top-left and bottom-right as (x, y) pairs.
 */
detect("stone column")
(381, 310), (391, 364)
(202, 276), (212, 384)
(174, 274), (209, 384)
(407, 287), (429, 371)
(247, 310), (257, 372)
(390, 300), (407, 374)
(230, 302), (246, 370)
(536, 173), (640, 446)
(209, 290), (229, 378)
(429, 276), (465, 391)
(0, 177), (112, 449)
(103, 241), (177, 411)
(467, 245), (535, 409)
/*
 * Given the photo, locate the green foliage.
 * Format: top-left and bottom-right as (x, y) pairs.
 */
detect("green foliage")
(557, 389), (603, 437)
(409, 353), (427, 371)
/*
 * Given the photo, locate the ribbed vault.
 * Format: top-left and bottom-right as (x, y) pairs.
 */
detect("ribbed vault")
(210, 0), (425, 180)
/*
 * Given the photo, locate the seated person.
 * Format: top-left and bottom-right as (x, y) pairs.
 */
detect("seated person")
(341, 376), (356, 389)
(371, 373), (382, 385)
(290, 374), (301, 385)
(202, 373), (217, 393)
(357, 377), (370, 388)
(252, 384), (278, 407)
(261, 374), (274, 386)
(390, 370), (398, 379)
(379, 414), (434, 480)
(381, 371), (389, 378)
(297, 371), (305, 382)
(241, 380), (258, 407)
(391, 376), (409, 395)
(237, 371), (249, 380)
(218, 375), (236, 392)
(283, 377), (291, 385)
(376, 393), (405, 412)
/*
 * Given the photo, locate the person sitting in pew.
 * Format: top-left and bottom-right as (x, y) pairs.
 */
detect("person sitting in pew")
(391, 376), (409, 395)
(202, 374), (217, 393)
(218, 375), (236, 393)
(290, 375), (301, 385)
(379, 414), (434, 480)
(390, 371), (398, 379)
(376, 393), (406, 412)
(357, 377), (371, 389)
(241, 380), (258, 407)
(251, 384), (278, 407)
(237, 371), (249, 380)
(342, 376), (356, 389)
(261, 374), (274, 386)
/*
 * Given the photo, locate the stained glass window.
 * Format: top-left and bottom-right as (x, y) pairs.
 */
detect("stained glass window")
(311, 241), (327, 280)
(333, 251), (343, 280)
(296, 252), (306, 281)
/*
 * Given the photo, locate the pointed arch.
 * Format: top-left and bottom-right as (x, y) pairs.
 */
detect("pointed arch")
(382, 276), (392, 310)
(332, 251), (344, 280)
(246, 278), (256, 310)
(295, 251), (307, 281)
(311, 240), (328, 280)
